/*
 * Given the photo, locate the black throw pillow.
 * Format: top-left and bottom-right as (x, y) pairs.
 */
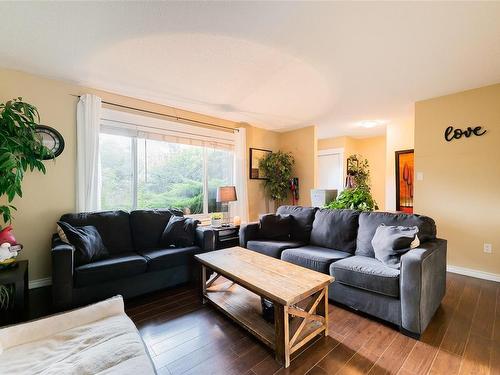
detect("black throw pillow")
(259, 214), (292, 241)
(161, 216), (200, 248)
(57, 221), (109, 266)
(371, 224), (420, 269)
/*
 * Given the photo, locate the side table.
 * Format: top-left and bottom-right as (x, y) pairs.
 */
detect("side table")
(210, 225), (240, 249)
(0, 260), (28, 323)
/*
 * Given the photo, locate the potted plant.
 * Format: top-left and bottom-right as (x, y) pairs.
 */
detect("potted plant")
(210, 212), (223, 227)
(258, 151), (295, 206)
(326, 154), (378, 211)
(0, 98), (52, 310)
(0, 98), (52, 226)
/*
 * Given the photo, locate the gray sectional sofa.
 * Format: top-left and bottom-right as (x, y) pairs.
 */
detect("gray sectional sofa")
(239, 205), (447, 338)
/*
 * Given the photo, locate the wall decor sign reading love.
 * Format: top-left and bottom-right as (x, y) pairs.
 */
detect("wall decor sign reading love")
(444, 126), (486, 142)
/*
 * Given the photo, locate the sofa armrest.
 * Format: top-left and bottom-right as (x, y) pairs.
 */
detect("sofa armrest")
(195, 226), (215, 252)
(239, 222), (260, 248)
(400, 238), (447, 335)
(51, 234), (75, 311)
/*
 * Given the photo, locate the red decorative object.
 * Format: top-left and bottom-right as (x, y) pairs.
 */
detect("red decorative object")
(290, 178), (299, 205)
(0, 225), (17, 245)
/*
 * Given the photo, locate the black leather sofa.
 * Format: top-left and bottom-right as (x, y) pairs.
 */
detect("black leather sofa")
(240, 205), (447, 338)
(51, 209), (214, 310)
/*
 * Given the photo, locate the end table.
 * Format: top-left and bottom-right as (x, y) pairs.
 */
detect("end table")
(210, 225), (240, 249)
(0, 260), (28, 323)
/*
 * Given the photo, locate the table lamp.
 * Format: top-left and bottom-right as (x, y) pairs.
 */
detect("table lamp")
(216, 186), (237, 226)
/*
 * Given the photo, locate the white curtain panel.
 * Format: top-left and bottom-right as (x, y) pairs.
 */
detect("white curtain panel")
(234, 127), (249, 223)
(76, 94), (102, 212)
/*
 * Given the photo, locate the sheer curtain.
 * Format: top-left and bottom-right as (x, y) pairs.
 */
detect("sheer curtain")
(234, 127), (249, 223)
(76, 94), (102, 212)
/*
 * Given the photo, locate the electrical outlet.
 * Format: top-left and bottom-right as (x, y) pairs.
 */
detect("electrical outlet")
(484, 243), (492, 253)
(416, 172), (424, 181)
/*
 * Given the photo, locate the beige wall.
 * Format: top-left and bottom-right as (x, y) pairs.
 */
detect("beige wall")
(385, 121), (414, 211)
(355, 136), (386, 210)
(414, 83), (500, 275)
(245, 126), (280, 221)
(280, 126), (317, 207)
(0, 67), (280, 281)
(318, 135), (386, 210)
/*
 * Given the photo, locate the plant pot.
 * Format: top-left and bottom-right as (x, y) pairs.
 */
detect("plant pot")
(211, 218), (223, 227)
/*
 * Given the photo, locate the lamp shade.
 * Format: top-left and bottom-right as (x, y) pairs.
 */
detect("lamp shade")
(216, 186), (237, 203)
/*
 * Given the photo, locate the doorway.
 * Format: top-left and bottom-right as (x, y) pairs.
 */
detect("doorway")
(317, 148), (344, 191)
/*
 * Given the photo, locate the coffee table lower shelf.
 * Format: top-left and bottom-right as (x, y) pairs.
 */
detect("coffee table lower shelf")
(204, 279), (326, 367)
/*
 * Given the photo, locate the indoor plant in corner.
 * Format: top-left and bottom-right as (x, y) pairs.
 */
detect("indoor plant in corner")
(0, 98), (52, 310)
(258, 150), (295, 206)
(326, 154), (378, 211)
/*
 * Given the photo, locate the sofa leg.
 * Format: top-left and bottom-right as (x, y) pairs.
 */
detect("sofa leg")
(399, 327), (421, 340)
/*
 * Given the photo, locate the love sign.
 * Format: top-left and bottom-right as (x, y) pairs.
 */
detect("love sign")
(444, 126), (486, 142)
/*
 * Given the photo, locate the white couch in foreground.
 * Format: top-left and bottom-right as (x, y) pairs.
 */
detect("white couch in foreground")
(0, 295), (156, 374)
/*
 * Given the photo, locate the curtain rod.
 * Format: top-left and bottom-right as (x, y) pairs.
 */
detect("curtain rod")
(71, 94), (239, 133)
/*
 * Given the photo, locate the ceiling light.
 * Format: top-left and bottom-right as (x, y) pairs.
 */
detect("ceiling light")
(359, 120), (386, 128)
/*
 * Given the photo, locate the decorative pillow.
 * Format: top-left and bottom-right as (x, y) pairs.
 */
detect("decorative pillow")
(161, 216), (200, 248)
(56, 224), (70, 244)
(259, 214), (292, 241)
(57, 221), (109, 266)
(371, 224), (420, 269)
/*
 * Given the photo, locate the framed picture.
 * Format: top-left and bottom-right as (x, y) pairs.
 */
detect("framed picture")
(395, 149), (414, 213)
(249, 148), (272, 180)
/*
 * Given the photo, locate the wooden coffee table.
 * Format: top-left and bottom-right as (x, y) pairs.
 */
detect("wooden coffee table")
(195, 247), (333, 368)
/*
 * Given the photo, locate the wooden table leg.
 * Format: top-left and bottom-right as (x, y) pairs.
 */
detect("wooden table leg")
(201, 264), (207, 304)
(316, 286), (328, 336)
(274, 303), (290, 368)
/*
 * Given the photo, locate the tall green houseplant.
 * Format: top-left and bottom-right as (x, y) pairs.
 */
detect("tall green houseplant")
(326, 154), (378, 211)
(0, 98), (52, 228)
(258, 151), (295, 205)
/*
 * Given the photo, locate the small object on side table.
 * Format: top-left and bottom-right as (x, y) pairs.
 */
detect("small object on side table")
(211, 225), (240, 250)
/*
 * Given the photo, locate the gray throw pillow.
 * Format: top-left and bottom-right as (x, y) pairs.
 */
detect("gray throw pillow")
(161, 216), (200, 248)
(57, 221), (109, 266)
(259, 214), (292, 241)
(371, 225), (420, 269)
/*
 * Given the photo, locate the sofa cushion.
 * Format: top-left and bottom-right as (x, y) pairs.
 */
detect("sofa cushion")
(139, 246), (199, 272)
(356, 211), (436, 258)
(60, 211), (134, 254)
(276, 206), (317, 242)
(130, 209), (180, 251)
(160, 216), (199, 248)
(330, 256), (400, 298)
(259, 214), (292, 240)
(74, 253), (147, 287)
(57, 221), (109, 266)
(281, 245), (351, 274)
(310, 209), (360, 254)
(247, 240), (305, 258)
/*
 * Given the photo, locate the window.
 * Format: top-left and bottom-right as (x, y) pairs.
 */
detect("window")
(99, 109), (235, 216)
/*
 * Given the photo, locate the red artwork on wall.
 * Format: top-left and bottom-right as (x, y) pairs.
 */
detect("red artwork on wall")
(395, 150), (414, 214)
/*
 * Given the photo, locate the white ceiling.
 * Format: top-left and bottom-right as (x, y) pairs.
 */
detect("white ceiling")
(1, 1), (499, 139)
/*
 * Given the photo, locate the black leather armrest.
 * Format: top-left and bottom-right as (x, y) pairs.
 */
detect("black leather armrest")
(195, 226), (215, 252)
(51, 234), (75, 311)
(239, 222), (260, 248)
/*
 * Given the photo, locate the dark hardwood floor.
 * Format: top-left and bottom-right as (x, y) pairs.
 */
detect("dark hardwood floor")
(125, 272), (500, 375)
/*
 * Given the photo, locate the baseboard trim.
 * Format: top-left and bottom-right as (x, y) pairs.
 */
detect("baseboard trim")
(447, 265), (500, 283)
(29, 277), (52, 289)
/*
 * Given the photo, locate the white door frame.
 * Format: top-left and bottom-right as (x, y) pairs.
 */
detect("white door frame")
(317, 148), (344, 191)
